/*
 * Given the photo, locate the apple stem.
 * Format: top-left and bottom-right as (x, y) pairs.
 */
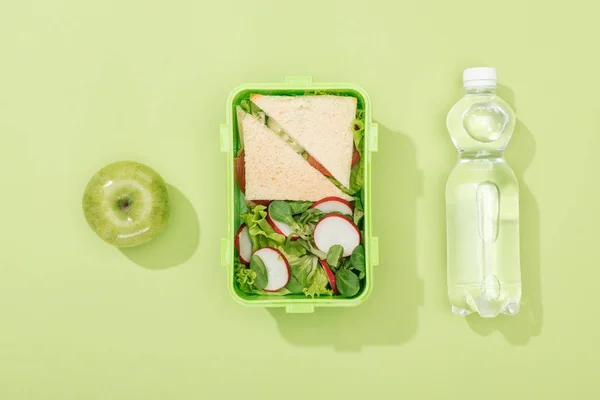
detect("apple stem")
(119, 198), (131, 212)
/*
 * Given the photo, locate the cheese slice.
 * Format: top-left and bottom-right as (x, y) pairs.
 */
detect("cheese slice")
(241, 109), (352, 202)
(250, 94), (356, 188)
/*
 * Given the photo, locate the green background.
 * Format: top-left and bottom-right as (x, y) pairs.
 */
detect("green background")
(1, 0), (599, 398)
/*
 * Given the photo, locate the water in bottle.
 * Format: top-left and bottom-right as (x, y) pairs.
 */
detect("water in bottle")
(445, 67), (521, 318)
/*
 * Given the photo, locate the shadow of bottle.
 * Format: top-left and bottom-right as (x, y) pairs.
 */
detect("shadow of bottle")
(267, 123), (424, 351)
(465, 85), (543, 344)
(120, 185), (200, 270)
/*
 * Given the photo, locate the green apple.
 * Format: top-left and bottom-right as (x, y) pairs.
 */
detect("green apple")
(82, 161), (170, 247)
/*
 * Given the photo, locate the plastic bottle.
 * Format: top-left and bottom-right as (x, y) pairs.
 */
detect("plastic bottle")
(445, 67), (521, 318)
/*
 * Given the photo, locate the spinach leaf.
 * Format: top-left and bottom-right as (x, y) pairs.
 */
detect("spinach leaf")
(326, 245), (344, 269)
(250, 255), (268, 290)
(286, 269), (304, 294)
(350, 245), (366, 279)
(297, 238), (327, 260)
(336, 269), (360, 298)
(288, 201), (313, 215)
(269, 201), (294, 224)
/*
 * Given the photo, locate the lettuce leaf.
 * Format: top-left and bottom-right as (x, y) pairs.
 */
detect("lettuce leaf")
(303, 266), (333, 298)
(283, 236), (307, 260)
(286, 255), (333, 298)
(348, 114), (365, 195)
(353, 194), (364, 227)
(349, 161), (364, 195)
(235, 261), (257, 293)
(286, 255), (318, 294)
(235, 260), (291, 296)
(240, 205), (285, 251)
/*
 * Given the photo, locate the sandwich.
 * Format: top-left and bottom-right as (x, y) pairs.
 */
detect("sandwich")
(238, 107), (353, 202)
(250, 94), (356, 189)
(237, 94), (358, 201)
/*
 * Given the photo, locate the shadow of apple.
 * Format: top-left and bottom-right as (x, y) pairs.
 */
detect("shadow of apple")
(120, 185), (200, 269)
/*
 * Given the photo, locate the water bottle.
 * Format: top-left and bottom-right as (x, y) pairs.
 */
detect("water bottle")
(445, 67), (521, 318)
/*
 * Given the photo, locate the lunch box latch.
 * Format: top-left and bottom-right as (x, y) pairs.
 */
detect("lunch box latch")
(368, 123), (379, 152)
(285, 304), (315, 313)
(220, 124), (232, 153)
(370, 236), (380, 266)
(285, 76), (313, 87)
(220, 238), (232, 267)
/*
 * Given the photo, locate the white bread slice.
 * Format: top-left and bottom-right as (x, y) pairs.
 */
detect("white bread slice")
(240, 109), (352, 202)
(250, 94), (356, 188)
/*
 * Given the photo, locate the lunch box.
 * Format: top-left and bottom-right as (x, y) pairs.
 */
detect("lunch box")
(220, 76), (379, 313)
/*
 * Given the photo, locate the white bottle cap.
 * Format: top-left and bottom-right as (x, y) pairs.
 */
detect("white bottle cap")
(463, 67), (497, 88)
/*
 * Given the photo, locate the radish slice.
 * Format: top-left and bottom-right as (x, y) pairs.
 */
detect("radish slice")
(314, 214), (361, 257)
(254, 247), (290, 292)
(319, 260), (338, 294)
(267, 211), (298, 239)
(312, 196), (353, 216)
(235, 224), (252, 265)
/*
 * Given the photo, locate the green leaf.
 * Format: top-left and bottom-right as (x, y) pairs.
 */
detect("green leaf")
(292, 208), (324, 240)
(297, 208), (323, 225)
(286, 270), (304, 294)
(336, 269), (360, 298)
(349, 156), (364, 195)
(235, 261), (257, 293)
(268, 201), (295, 225)
(283, 236), (307, 258)
(352, 121), (365, 152)
(286, 255), (320, 294)
(285, 256), (313, 293)
(235, 260), (291, 296)
(347, 112), (365, 196)
(353, 195), (364, 226)
(239, 99), (251, 114)
(240, 205), (286, 251)
(350, 245), (366, 280)
(288, 201), (313, 215)
(325, 149), (364, 196)
(250, 255), (268, 290)
(239, 99), (265, 122)
(303, 266), (333, 298)
(352, 119), (365, 135)
(297, 239), (327, 260)
(326, 245), (344, 268)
